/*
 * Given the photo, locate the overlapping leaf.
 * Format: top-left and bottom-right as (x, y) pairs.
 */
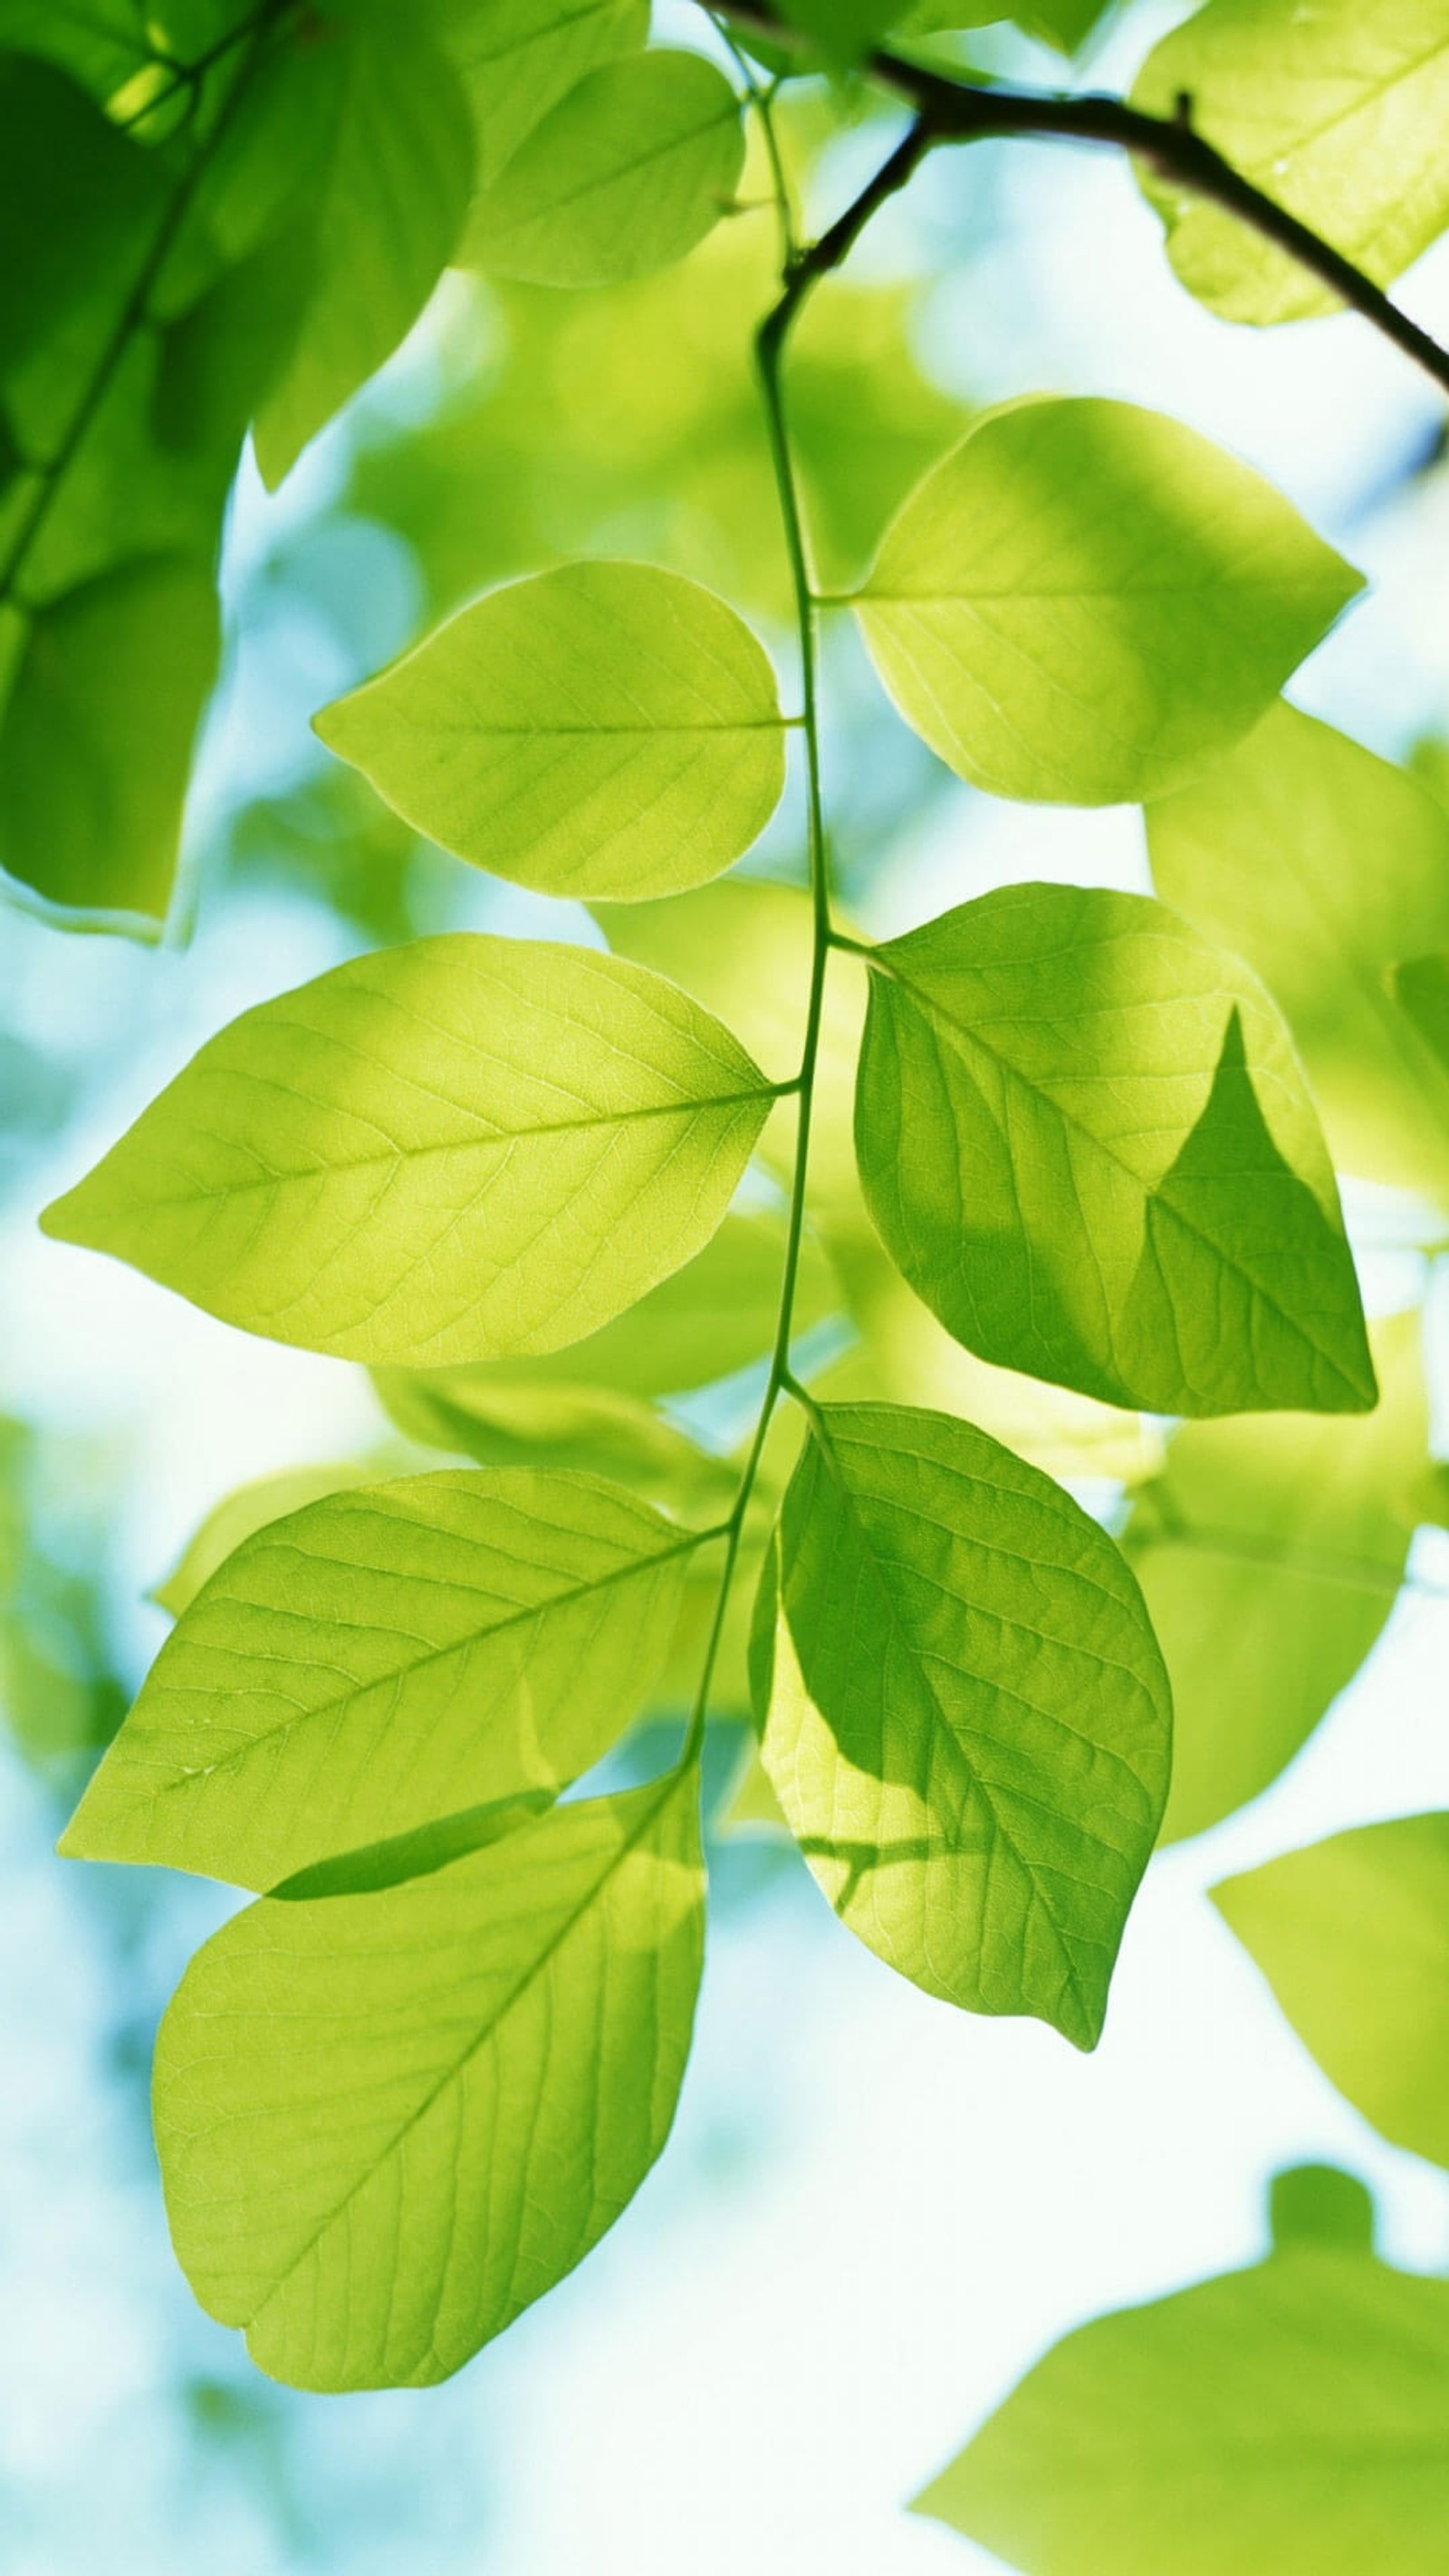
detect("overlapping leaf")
(155, 1774), (705, 2389)
(317, 562), (786, 900)
(42, 934), (777, 1365)
(753, 1400), (1172, 2048)
(64, 1468), (708, 1889)
(853, 399), (1360, 804)
(445, 0), (648, 193)
(855, 883), (1375, 1418)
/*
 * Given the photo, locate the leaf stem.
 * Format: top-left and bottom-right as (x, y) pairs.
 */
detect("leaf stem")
(714, 3), (1449, 402)
(679, 111), (931, 1773)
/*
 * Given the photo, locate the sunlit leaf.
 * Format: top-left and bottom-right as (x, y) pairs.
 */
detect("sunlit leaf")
(1128, 1310), (1425, 1846)
(1148, 704), (1449, 1209)
(916, 2164), (1449, 2571)
(1215, 1813), (1449, 2170)
(463, 50), (744, 287)
(155, 1773), (704, 2389)
(444, 0), (648, 191)
(152, 1460), (384, 1620)
(316, 562), (786, 900)
(855, 883), (1374, 1418)
(64, 1468), (709, 1889)
(42, 934), (777, 1366)
(254, 10), (475, 486)
(373, 1370), (736, 1512)
(753, 1400), (1172, 2048)
(1133, 0), (1449, 326)
(854, 399), (1360, 804)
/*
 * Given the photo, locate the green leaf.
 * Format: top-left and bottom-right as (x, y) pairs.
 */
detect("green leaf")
(753, 1400), (1172, 2049)
(855, 883), (1376, 1418)
(254, 10), (475, 487)
(462, 50), (744, 287)
(1133, 0), (1449, 327)
(373, 1371), (736, 1513)
(1128, 1310), (1425, 1846)
(152, 1460), (384, 1620)
(1148, 705), (1449, 1210)
(153, 1773), (705, 2389)
(0, 52), (164, 381)
(772, 0), (906, 62)
(1215, 1814), (1449, 2171)
(41, 933), (777, 1366)
(916, 2165), (1449, 2571)
(62, 1466), (711, 1891)
(1392, 949), (1449, 1076)
(0, 555), (218, 926)
(853, 398), (1360, 804)
(268, 1787), (558, 1900)
(0, 0), (154, 101)
(315, 562), (786, 901)
(444, 0), (648, 192)
(596, 879), (869, 1228)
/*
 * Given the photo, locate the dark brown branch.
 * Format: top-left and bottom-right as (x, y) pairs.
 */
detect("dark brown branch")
(718, 2), (1449, 401)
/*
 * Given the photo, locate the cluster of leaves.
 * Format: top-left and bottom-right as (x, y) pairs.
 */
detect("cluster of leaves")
(11, 0), (1449, 2555)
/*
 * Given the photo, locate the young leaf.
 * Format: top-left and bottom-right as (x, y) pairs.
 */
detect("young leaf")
(1128, 1311), (1426, 1847)
(854, 883), (1376, 1418)
(0, 556), (218, 926)
(753, 1400), (1172, 2050)
(1133, 0), (1449, 327)
(316, 562), (786, 901)
(1148, 705), (1449, 1209)
(1215, 1814), (1449, 2171)
(853, 399), (1360, 804)
(445, 0), (649, 192)
(41, 934), (777, 1366)
(153, 1773), (705, 2389)
(254, 10), (475, 487)
(916, 2166), (1449, 2571)
(462, 50), (744, 287)
(62, 1468), (711, 1890)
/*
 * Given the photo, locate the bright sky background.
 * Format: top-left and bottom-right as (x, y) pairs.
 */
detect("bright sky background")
(5, 5), (1449, 2569)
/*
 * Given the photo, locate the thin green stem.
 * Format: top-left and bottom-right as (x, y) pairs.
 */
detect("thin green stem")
(678, 115), (932, 1775)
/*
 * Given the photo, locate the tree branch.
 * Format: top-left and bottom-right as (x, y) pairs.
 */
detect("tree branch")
(717, 2), (1449, 402)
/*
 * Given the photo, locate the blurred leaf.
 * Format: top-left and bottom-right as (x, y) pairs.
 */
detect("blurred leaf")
(0, 51), (164, 378)
(65, 1468), (708, 1889)
(317, 561), (786, 899)
(155, 1773), (704, 2389)
(598, 877), (869, 1229)
(1128, 1310), (1426, 1846)
(254, 8), (475, 486)
(717, 1736), (790, 1834)
(753, 1400), (1171, 2047)
(373, 1370), (736, 1513)
(464, 50), (744, 287)
(856, 884), (1375, 1417)
(916, 2164), (1449, 2571)
(1133, 0), (1449, 326)
(0, 554), (217, 924)
(1215, 1814), (1449, 2170)
(43, 935), (776, 1366)
(1148, 705), (1449, 1210)
(855, 399), (1361, 804)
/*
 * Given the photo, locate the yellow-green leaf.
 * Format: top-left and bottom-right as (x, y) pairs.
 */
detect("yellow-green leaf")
(41, 934), (777, 1366)
(316, 562), (786, 901)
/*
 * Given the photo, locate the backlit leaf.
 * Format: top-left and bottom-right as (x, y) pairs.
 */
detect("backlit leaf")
(373, 1370), (736, 1512)
(152, 1460), (384, 1620)
(1148, 705), (1449, 1209)
(854, 399), (1360, 804)
(63, 1468), (709, 1889)
(445, 0), (648, 191)
(154, 1773), (704, 2389)
(316, 562), (786, 901)
(753, 1400), (1172, 2048)
(1215, 1813), (1449, 2170)
(855, 883), (1375, 1418)
(41, 934), (777, 1366)
(916, 2165), (1449, 2571)
(463, 50), (744, 287)
(1128, 1310), (1425, 1846)
(1133, 0), (1449, 326)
